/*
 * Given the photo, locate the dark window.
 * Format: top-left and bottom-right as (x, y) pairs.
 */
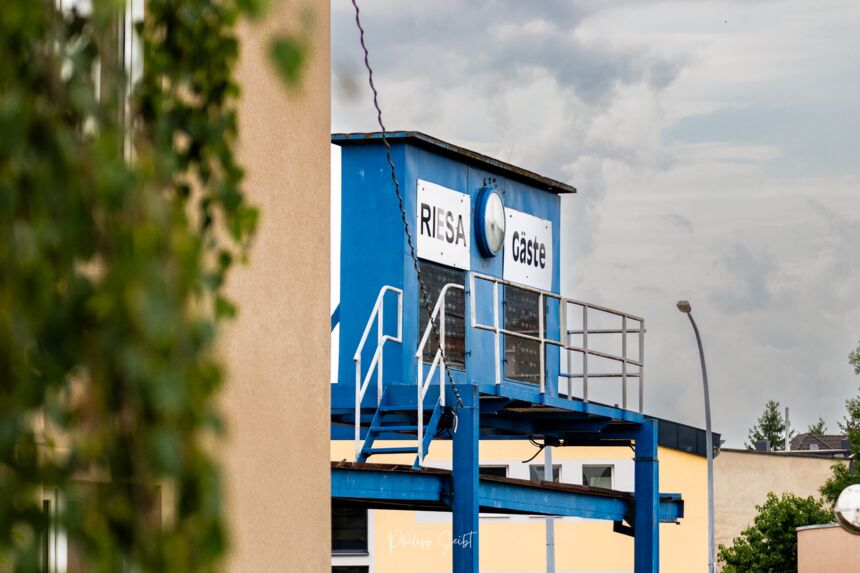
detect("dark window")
(332, 503), (368, 555)
(332, 567), (369, 573)
(504, 285), (544, 384)
(529, 464), (561, 482)
(418, 261), (465, 369)
(42, 499), (51, 573)
(479, 465), (508, 478)
(583, 465), (613, 489)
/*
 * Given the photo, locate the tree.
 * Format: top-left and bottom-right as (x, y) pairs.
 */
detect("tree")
(717, 492), (833, 573)
(808, 417), (828, 436)
(1, 1), (306, 571)
(821, 462), (859, 506)
(850, 341), (860, 375)
(820, 345), (860, 506)
(747, 400), (794, 450)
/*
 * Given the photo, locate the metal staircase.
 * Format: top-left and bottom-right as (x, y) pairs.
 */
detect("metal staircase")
(356, 389), (445, 469)
(354, 283), (460, 468)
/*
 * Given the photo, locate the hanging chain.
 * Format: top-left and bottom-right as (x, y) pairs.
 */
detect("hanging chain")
(350, 0), (465, 411)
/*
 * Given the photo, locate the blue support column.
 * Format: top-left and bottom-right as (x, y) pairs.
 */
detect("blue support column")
(452, 385), (479, 573)
(634, 419), (659, 573)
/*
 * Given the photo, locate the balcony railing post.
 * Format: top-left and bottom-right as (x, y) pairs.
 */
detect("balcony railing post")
(440, 302), (446, 407)
(639, 320), (645, 413)
(582, 305), (589, 402)
(493, 281), (500, 385)
(417, 366), (423, 465)
(622, 315), (628, 409)
(561, 300), (570, 399)
(539, 292), (545, 394)
(355, 355), (361, 458)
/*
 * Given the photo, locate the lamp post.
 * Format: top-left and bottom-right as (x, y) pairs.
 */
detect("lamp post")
(677, 300), (715, 573)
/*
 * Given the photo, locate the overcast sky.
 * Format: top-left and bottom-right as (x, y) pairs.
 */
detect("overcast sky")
(331, 0), (860, 447)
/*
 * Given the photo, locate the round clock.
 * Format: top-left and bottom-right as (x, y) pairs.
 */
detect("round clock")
(475, 188), (506, 257)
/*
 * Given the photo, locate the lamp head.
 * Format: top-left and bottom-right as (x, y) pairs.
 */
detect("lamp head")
(676, 300), (692, 314)
(836, 484), (860, 535)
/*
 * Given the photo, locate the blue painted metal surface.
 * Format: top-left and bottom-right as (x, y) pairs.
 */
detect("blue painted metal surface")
(635, 419), (660, 572)
(331, 133), (678, 572)
(330, 462), (685, 523)
(452, 385), (480, 573)
(332, 135), (561, 411)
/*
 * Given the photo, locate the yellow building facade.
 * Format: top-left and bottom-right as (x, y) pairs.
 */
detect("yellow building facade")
(332, 437), (709, 573)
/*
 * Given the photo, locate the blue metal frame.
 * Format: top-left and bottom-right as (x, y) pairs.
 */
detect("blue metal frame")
(331, 133), (673, 572)
(331, 461), (684, 523)
(332, 136), (562, 410)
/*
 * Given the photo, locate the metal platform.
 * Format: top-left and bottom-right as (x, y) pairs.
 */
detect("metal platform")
(332, 461), (683, 527)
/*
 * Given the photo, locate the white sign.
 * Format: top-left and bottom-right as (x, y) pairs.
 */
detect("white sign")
(503, 208), (552, 290)
(416, 179), (471, 270)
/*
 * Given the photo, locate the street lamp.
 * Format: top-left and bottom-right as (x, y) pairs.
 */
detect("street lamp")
(677, 300), (715, 573)
(836, 484), (860, 535)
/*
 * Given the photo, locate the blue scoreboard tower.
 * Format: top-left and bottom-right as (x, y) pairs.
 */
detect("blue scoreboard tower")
(330, 132), (681, 573)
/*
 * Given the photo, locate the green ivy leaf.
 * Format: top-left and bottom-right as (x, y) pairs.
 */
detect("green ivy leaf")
(268, 35), (308, 89)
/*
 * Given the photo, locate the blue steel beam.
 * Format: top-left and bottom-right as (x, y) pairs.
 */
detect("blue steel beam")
(478, 479), (628, 521)
(331, 463), (446, 504)
(330, 463), (684, 523)
(452, 385), (480, 573)
(634, 419), (660, 572)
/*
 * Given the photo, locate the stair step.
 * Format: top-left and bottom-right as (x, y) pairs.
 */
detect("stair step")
(370, 425), (418, 433)
(364, 446), (419, 455)
(378, 405), (412, 412)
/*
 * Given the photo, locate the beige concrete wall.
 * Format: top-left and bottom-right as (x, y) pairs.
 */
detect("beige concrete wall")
(714, 450), (843, 551)
(798, 524), (860, 572)
(222, 2), (330, 572)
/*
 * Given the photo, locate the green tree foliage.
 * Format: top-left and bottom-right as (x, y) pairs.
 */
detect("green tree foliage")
(747, 400), (794, 450)
(838, 393), (860, 445)
(850, 341), (860, 375)
(807, 417), (828, 436)
(820, 346), (860, 506)
(820, 462), (859, 506)
(717, 492), (833, 573)
(1, 1), (305, 571)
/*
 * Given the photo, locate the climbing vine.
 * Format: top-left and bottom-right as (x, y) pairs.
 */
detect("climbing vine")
(0, 1), (306, 571)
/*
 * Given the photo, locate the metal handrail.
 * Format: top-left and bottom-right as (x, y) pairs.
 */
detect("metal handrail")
(354, 285), (403, 458)
(415, 283), (464, 466)
(469, 272), (645, 412)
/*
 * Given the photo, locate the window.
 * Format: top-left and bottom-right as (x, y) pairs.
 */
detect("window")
(583, 465), (613, 489)
(503, 285), (545, 384)
(332, 503), (368, 555)
(42, 497), (55, 573)
(332, 567), (369, 573)
(418, 261), (465, 369)
(479, 465), (508, 478)
(529, 464), (561, 483)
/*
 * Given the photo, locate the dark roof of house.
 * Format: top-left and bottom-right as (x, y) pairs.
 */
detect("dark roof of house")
(331, 131), (577, 195)
(790, 433), (847, 452)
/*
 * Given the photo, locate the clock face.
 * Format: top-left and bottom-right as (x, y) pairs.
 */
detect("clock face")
(483, 191), (506, 255)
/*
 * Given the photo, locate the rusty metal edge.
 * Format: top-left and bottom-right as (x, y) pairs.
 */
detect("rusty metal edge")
(331, 460), (630, 500)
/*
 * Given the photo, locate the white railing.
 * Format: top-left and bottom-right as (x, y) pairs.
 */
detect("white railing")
(415, 283), (464, 466)
(469, 272), (645, 412)
(354, 286), (403, 458)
